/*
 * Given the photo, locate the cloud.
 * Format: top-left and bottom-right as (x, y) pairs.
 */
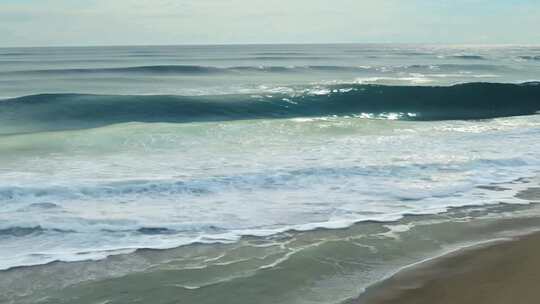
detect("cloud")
(1, 0), (539, 46)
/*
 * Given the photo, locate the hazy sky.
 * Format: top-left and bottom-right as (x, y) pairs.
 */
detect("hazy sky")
(1, 0), (540, 47)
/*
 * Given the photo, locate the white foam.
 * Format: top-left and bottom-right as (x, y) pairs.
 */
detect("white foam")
(1, 115), (540, 270)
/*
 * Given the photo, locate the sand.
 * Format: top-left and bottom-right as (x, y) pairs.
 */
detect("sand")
(357, 231), (540, 304)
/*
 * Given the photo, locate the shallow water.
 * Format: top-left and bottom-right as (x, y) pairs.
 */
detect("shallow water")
(3, 201), (540, 304)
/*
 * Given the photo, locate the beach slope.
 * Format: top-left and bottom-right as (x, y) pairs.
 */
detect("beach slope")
(358, 231), (540, 304)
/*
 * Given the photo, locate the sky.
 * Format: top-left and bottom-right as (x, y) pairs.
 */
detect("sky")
(1, 0), (540, 47)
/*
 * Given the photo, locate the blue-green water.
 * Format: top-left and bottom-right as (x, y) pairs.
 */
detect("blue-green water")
(1, 44), (540, 304)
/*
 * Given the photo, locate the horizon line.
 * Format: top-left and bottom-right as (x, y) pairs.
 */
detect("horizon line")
(2, 42), (540, 49)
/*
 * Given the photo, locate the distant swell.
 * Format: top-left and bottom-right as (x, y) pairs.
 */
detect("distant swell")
(4, 64), (369, 76)
(450, 55), (486, 60)
(6, 65), (226, 76)
(1, 63), (504, 77)
(519, 55), (540, 61)
(1, 82), (539, 134)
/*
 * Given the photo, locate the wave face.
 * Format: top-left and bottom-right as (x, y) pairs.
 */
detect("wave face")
(1, 82), (539, 135)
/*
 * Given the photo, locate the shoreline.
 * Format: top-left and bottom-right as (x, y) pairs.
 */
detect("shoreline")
(355, 230), (540, 304)
(3, 199), (540, 303)
(0, 202), (534, 272)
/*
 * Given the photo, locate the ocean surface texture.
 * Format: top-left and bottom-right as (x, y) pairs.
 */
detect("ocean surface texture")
(1, 44), (540, 304)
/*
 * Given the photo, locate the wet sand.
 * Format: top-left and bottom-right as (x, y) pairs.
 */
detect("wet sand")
(358, 231), (540, 304)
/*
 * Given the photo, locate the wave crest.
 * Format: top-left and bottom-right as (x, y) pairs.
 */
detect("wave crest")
(1, 82), (539, 134)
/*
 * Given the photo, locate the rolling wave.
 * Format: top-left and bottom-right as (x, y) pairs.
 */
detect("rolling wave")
(1, 82), (539, 134)
(2, 64), (368, 76)
(5, 65), (225, 76)
(0, 63), (505, 77)
(519, 55), (540, 61)
(450, 55), (486, 60)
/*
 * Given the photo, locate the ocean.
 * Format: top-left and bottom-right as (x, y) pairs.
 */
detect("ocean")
(1, 44), (540, 304)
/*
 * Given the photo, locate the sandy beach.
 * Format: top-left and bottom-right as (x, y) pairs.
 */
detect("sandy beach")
(358, 229), (540, 304)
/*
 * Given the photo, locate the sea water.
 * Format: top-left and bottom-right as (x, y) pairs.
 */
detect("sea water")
(1, 44), (540, 304)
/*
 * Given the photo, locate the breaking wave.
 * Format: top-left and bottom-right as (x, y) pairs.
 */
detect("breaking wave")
(1, 82), (539, 134)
